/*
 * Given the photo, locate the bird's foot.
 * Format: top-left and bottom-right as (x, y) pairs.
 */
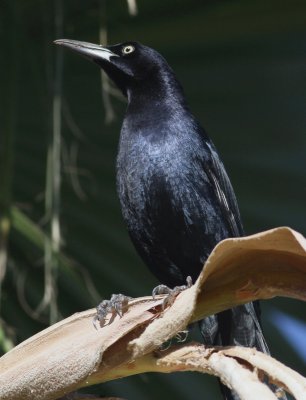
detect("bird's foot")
(93, 293), (132, 329)
(175, 329), (189, 342)
(152, 276), (193, 309)
(158, 329), (190, 351)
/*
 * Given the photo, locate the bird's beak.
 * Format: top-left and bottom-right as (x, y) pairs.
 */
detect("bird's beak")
(54, 39), (118, 62)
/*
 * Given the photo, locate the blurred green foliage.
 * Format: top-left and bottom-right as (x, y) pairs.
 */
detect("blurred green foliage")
(0, 0), (305, 398)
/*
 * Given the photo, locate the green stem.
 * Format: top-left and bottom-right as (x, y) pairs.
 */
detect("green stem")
(99, 0), (115, 124)
(41, 0), (63, 324)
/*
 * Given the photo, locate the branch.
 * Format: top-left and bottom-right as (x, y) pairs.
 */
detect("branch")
(0, 227), (305, 399)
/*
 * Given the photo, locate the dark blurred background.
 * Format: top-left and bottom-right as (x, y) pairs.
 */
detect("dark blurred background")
(0, 0), (305, 398)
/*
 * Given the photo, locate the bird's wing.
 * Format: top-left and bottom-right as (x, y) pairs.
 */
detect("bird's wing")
(205, 142), (271, 348)
(206, 142), (244, 237)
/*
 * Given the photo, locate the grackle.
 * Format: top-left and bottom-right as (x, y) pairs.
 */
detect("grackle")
(55, 39), (285, 400)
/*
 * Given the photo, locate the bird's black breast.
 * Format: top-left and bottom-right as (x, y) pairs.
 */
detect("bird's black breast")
(116, 116), (234, 287)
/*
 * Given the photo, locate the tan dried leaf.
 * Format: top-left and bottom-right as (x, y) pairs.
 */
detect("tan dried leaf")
(0, 227), (305, 400)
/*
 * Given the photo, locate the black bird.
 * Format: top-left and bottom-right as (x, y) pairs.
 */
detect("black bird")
(55, 39), (283, 399)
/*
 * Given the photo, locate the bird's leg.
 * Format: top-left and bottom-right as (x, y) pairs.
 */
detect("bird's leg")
(93, 293), (132, 329)
(152, 276), (193, 309)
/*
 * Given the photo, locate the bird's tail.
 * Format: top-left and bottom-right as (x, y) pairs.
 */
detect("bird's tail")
(199, 302), (287, 400)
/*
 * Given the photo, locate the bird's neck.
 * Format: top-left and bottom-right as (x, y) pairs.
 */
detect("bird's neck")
(126, 68), (189, 116)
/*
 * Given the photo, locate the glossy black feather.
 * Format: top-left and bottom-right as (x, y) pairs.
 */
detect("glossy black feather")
(116, 53), (268, 347)
(112, 45), (273, 393)
(56, 39), (285, 400)
(113, 44), (272, 399)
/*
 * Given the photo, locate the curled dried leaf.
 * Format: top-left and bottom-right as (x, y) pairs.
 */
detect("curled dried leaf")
(0, 227), (305, 400)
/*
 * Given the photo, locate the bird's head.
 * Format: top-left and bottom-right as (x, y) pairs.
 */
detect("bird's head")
(54, 39), (172, 98)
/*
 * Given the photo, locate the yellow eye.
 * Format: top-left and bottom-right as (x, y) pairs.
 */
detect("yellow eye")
(122, 45), (135, 55)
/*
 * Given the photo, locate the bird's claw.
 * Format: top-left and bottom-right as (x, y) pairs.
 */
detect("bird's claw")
(152, 276), (193, 309)
(175, 329), (189, 342)
(93, 293), (132, 329)
(159, 329), (190, 351)
(152, 284), (173, 298)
